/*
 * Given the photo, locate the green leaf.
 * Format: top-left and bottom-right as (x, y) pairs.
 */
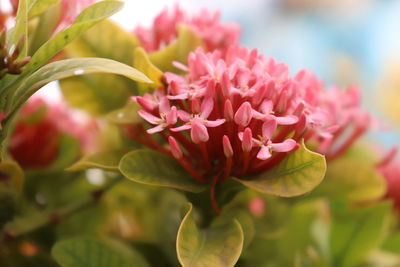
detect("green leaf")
(105, 101), (142, 124)
(25, 0), (124, 73)
(382, 232), (400, 254)
(8, 0), (28, 58)
(0, 160), (24, 193)
(28, 0), (60, 18)
(235, 141), (326, 197)
(52, 236), (149, 267)
(60, 73), (132, 115)
(119, 149), (206, 193)
(133, 47), (164, 94)
(13, 57), (151, 110)
(67, 149), (132, 172)
(176, 203), (244, 267)
(46, 134), (80, 171)
(311, 157), (386, 202)
(64, 19), (139, 65)
(330, 201), (391, 267)
(149, 25), (204, 72)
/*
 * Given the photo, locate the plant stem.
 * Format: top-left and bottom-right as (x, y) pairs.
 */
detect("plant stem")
(1, 175), (123, 241)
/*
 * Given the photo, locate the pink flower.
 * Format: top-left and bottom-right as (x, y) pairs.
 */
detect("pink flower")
(378, 148), (400, 210)
(128, 46), (370, 213)
(8, 96), (98, 169)
(134, 5), (240, 54)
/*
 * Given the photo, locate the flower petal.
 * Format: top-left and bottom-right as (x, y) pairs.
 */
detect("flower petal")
(170, 124), (192, 132)
(191, 121), (209, 144)
(275, 115), (298, 125)
(204, 119), (225, 127)
(262, 120), (277, 139)
(257, 146), (272, 160)
(271, 139), (297, 152)
(147, 124), (165, 134)
(138, 110), (160, 125)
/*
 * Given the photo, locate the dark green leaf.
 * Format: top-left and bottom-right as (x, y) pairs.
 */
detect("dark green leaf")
(52, 236), (149, 267)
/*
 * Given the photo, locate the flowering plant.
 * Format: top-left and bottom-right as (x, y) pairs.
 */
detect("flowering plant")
(1, 2), (399, 267)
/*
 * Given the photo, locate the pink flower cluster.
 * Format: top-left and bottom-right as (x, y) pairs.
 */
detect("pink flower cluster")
(128, 46), (370, 212)
(378, 148), (400, 210)
(134, 5), (240, 53)
(9, 96), (98, 169)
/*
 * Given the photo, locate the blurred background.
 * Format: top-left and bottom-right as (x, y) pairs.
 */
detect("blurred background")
(110, 0), (400, 148)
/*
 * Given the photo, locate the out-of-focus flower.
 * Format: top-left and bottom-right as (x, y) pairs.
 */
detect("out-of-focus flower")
(2, 0), (94, 32)
(294, 70), (371, 160)
(134, 5), (240, 54)
(377, 147), (400, 210)
(8, 96), (98, 169)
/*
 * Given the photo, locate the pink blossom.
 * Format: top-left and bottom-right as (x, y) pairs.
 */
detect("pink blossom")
(128, 46), (371, 213)
(134, 5), (240, 54)
(378, 148), (400, 210)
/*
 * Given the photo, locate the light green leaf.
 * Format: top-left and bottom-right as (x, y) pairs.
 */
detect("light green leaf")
(28, 0), (60, 18)
(133, 47), (164, 94)
(13, 57), (151, 110)
(311, 157), (386, 202)
(67, 149), (131, 172)
(119, 149), (207, 193)
(149, 24), (204, 72)
(235, 141), (326, 197)
(176, 203), (244, 267)
(60, 73), (132, 115)
(52, 236), (149, 267)
(8, 0), (28, 58)
(330, 201), (391, 267)
(64, 19), (139, 65)
(25, 0), (124, 73)
(0, 160), (24, 193)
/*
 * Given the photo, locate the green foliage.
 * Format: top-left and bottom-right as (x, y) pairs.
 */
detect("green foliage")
(7, 0), (28, 59)
(0, 160), (24, 193)
(311, 157), (386, 202)
(67, 149), (132, 172)
(25, 1), (125, 74)
(52, 237), (149, 267)
(28, 0), (60, 18)
(105, 101), (142, 125)
(133, 47), (164, 94)
(119, 149), (207, 193)
(176, 203), (244, 267)
(235, 141), (326, 197)
(149, 25), (204, 72)
(330, 201), (391, 267)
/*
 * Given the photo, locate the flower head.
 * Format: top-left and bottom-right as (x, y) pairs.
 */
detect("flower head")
(128, 46), (371, 212)
(9, 96), (98, 169)
(134, 5), (240, 53)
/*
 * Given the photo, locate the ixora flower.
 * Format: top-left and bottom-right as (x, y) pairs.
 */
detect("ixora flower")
(8, 96), (97, 169)
(293, 70), (372, 160)
(377, 148), (400, 210)
(134, 4), (240, 53)
(122, 46), (360, 212)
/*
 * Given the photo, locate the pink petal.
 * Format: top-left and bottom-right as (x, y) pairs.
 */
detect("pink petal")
(234, 102), (253, 127)
(224, 99), (234, 121)
(262, 120), (277, 139)
(136, 96), (156, 111)
(172, 61), (188, 72)
(177, 110), (191, 122)
(275, 115), (298, 125)
(159, 97), (171, 114)
(200, 97), (214, 119)
(260, 100), (273, 114)
(168, 136), (183, 159)
(167, 94), (188, 100)
(204, 119), (225, 127)
(166, 106), (178, 125)
(222, 135), (233, 158)
(271, 139), (297, 152)
(138, 110), (160, 125)
(147, 124), (165, 134)
(257, 146), (272, 160)
(241, 128), (253, 152)
(191, 121), (209, 144)
(170, 124), (192, 132)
